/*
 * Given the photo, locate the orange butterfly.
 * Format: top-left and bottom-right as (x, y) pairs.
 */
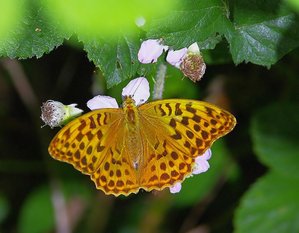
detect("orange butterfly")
(48, 93), (236, 196)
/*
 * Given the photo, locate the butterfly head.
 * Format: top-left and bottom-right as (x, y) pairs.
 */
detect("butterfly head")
(123, 95), (136, 108)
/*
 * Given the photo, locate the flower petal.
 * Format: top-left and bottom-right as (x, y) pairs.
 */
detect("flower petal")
(122, 77), (150, 105)
(65, 104), (83, 117)
(201, 148), (212, 160)
(187, 42), (200, 54)
(87, 95), (119, 110)
(166, 48), (187, 68)
(169, 182), (182, 194)
(192, 160), (210, 174)
(138, 39), (168, 64)
(192, 149), (212, 175)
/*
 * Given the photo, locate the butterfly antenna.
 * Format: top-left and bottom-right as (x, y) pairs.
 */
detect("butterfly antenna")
(130, 78), (145, 98)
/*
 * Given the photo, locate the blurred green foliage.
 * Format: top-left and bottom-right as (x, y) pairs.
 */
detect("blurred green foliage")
(251, 103), (299, 178)
(1, 0), (299, 86)
(235, 172), (299, 233)
(18, 186), (55, 233)
(286, 0), (299, 12)
(45, 0), (177, 37)
(0, 0), (22, 42)
(0, 195), (9, 225)
(234, 103), (299, 232)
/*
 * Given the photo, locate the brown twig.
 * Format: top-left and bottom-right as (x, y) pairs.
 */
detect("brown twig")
(50, 179), (71, 233)
(1, 59), (38, 111)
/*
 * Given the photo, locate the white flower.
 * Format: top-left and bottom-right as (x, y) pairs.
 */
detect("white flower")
(169, 149), (212, 194)
(87, 77), (150, 111)
(138, 39), (168, 64)
(40, 100), (83, 128)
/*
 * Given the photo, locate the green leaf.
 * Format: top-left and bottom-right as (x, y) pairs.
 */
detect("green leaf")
(171, 140), (237, 207)
(0, 0), (71, 58)
(82, 34), (141, 88)
(146, 0), (233, 50)
(251, 103), (299, 178)
(234, 172), (299, 233)
(18, 186), (54, 233)
(226, 0), (299, 66)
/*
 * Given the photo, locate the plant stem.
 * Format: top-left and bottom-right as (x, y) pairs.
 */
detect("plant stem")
(152, 63), (167, 100)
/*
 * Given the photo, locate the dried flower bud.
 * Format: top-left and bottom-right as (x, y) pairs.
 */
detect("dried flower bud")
(180, 53), (206, 82)
(166, 42), (206, 82)
(41, 100), (83, 128)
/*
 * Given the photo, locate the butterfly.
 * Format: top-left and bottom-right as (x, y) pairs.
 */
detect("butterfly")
(48, 96), (236, 196)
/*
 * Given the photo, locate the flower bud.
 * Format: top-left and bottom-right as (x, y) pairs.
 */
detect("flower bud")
(40, 100), (83, 128)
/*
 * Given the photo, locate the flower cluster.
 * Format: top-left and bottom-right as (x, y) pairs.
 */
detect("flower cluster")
(41, 77), (212, 194)
(138, 39), (206, 82)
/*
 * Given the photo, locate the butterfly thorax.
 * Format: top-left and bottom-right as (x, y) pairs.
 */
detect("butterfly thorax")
(123, 96), (143, 170)
(123, 96), (139, 125)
